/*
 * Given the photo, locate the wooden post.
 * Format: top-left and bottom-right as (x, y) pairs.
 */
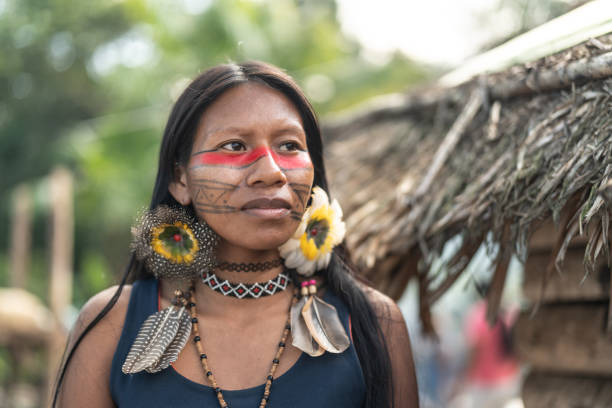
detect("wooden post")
(49, 167), (73, 322)
(9, 184), (32, 289)
(46, 167), (73, 401)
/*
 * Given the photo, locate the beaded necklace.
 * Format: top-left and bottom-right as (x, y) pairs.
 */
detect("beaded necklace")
(185, 285), (298, 408)
(215, 258), (283, 273)
(201, 271), (290, 298)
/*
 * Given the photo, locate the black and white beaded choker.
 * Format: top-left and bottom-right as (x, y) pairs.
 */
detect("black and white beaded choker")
(201, 271), (291, 299)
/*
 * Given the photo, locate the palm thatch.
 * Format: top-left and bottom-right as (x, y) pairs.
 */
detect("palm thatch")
(324, 34), (612, 331)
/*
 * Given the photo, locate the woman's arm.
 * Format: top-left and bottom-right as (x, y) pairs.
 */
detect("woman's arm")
(56, 285), (131, 408)
(365, 288), (419, 408)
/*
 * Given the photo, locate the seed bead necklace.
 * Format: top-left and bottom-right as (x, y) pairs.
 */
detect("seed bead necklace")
(201, 271), (290, 299)
(215, 258), (283, 273)
(186, 284), (298, 408)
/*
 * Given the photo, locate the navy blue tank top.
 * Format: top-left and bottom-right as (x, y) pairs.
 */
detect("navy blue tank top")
(110, 279), (366, 407)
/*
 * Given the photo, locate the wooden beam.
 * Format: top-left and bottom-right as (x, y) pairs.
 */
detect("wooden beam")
(515, 302), (612, 375)
(608, 238), (612, 333)
(529, 219), (588, 253)
(440, 0), (612, 87)
(522, 371), (612, 408)
(523, 247), (609, 303)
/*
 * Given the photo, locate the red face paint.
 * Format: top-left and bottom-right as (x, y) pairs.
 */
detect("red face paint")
(270, 150), (312, 170)
(192, 146), (312, 170)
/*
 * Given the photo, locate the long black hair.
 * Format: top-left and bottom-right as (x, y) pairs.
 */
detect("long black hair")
(53, 61), (393, 407)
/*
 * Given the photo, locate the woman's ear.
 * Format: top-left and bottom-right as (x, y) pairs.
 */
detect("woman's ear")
(168, 164), (192, 206)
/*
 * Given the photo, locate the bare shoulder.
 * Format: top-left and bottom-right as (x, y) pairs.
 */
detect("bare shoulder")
(358, 283), (404, 325)
(71, 284), (132, 341)
(359, 283), (420, 407)
(77, 285), (132, 324)
(57, 284), (132, 407)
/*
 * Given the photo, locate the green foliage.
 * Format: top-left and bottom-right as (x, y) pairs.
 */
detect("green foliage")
(0, 348), (9, 384)
(25, 250), (50, 306)
(73, 251), (112, 306)
(0, 0), (430, 304)
(0, 0), (132, 192)
(0, 253), (7, 287)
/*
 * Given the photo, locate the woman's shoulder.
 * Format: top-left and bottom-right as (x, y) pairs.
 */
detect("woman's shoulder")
(57, 284), (133, 406)
(357, 282), (404, 324)
(70, 284), (133, 361)
(358, 282), (420, 406)
(67, 284), (133, 365)
(74, 284), (133, 338)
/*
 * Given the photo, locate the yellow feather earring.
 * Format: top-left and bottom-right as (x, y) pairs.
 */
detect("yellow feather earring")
(280, 187), (350, 357)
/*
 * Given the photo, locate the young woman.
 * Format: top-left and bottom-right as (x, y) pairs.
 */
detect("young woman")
(54, 61), (418, 408)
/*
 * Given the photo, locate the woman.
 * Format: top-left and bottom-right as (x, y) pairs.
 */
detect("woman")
(54, 61), (418, 407)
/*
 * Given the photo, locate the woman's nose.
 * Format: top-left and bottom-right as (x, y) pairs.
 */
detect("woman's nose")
(246, 148), (288, 187)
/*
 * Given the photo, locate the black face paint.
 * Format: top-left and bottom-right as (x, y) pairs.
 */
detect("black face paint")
(191, 178), (239, 214)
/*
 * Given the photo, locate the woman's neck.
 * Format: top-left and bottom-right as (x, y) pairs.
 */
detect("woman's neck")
(159, 277), (294, 325)
(214, 240), (280, 262)
(158, 244), (293, 319)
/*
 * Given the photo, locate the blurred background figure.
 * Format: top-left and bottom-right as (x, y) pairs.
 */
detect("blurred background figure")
(400, 242), (526, 408)
(450, 289), (522, 408)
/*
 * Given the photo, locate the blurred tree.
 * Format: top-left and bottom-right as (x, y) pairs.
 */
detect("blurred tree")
(0, 0), (132, 192)
(0, 0), (135, 308)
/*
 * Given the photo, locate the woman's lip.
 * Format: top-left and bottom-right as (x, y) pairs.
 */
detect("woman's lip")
(242, 208), (291, 218)
(241, 198), (291, 210)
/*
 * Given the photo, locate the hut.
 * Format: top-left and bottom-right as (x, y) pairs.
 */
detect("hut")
(323, 3), (612, 406)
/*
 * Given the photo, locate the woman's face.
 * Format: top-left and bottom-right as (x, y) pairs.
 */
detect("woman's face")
(171, 82), (315, 254)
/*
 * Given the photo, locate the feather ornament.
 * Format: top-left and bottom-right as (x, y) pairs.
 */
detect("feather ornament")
(290, 280), (350, 357)
(290, 297), (324, 357)
(301, 296), (350, 353)
(122, 305), (192, 374)
(131, 205), (218, 280)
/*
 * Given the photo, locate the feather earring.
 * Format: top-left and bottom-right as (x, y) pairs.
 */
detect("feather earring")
(131, 205), (218, 281)
(123, 205), (218, 374)
(123, 289), (193, 374)
(290, 280), (350, 357)
(279, 187), (346, 277)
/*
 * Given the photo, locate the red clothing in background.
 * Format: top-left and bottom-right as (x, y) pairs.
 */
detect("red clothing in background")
(465, 302), (518, 385)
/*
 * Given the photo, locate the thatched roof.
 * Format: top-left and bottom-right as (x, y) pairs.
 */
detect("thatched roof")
(324, 34), (612, 331)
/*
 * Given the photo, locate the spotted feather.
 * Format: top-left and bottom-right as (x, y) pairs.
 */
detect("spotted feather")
(122, 306), (192, 374)
(148, 307), (192, 373)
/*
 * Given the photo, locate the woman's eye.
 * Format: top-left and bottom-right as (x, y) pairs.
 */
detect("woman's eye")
(279, 142), (303, 152)
(220, 141), (246, 152)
